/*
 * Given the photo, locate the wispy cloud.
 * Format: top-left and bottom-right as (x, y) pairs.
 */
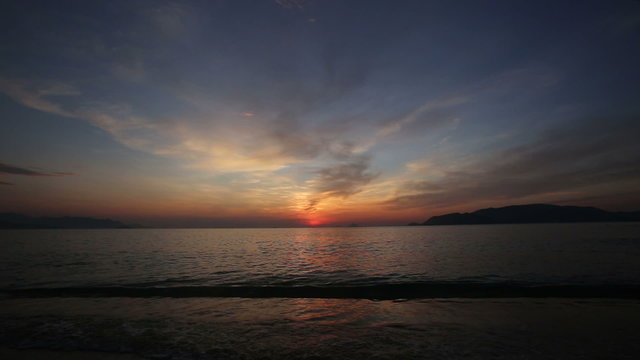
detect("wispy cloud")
(0, 2), (386, 175)
(0, 75), (363, 173)
(275, 0), (308, 9)
(0, 77), (159, 152)
(0, 78), (77, 117)
(376, 97), (467, 139)
(0, 162), (74, 178)
(356, 96), (467, 152)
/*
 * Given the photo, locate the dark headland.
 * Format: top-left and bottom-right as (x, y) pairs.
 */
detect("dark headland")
(410, 204), (640, 226)
(0, 213), (133, 229)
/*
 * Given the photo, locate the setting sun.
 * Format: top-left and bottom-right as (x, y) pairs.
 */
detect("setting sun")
(306, 219), (323, 227)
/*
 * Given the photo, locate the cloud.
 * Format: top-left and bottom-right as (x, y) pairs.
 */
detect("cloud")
(0, 24), (555, 185)
(275, 0), (307, 9)
(146, 2), (192, 38)
(377, 97), (467, 139)
(0, 1), (388, 175)
(0, 77), (161, 150)
(0, 162), (74, 178)
(0, 4), (384, 173)
(0, 75), (366, 172)
(356, 96), (467, 152)
(306, 154), (378, 211)
(384, 117), (640, 211)
(0, 78), (76, 118)
(350, 64), (556, 153)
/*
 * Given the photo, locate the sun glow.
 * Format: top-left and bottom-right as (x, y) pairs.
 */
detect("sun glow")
(306, 219), (322, 226)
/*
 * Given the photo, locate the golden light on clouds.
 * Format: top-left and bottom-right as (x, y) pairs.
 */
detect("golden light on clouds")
(2, 1), (640, 227)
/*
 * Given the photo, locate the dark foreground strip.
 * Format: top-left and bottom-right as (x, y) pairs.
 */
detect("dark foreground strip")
(3, 284), (640, 299)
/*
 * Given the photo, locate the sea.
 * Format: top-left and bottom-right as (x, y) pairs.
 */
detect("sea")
(1, 223), (639, 359)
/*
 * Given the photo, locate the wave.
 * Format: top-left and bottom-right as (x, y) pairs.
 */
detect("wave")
(3, 283), (640, 299)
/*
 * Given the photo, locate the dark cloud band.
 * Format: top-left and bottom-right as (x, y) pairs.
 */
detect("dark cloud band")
(384, 117), (640, 211)
(0, 162), (75, 178)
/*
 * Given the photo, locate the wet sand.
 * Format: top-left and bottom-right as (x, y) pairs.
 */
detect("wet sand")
(2, 298), (640, 359)
(0, 347), (145, 360)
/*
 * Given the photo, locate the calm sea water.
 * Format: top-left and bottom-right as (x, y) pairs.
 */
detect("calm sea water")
(1, 223), (640, 359)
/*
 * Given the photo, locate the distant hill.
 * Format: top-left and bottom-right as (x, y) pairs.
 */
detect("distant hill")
(0, 213), (133, 229)
(415, 204), (640, 226)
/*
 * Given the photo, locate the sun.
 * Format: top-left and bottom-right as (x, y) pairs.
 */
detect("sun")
(306, 219), (323, 227)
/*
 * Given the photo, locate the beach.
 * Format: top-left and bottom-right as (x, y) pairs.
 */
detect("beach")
(1, 297), (639, 359)
(0, 347), (144, 360)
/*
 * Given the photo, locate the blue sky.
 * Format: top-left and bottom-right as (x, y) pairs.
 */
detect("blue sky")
(1, 0), (639, 226)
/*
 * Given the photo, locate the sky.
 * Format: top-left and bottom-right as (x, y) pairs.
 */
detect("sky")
(1, 0), (640, 227)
